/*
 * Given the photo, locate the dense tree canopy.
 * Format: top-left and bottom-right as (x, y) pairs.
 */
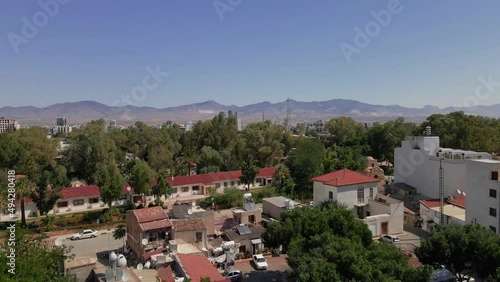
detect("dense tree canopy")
(415, 223), (500, 280)
(262, 201), (432, 282)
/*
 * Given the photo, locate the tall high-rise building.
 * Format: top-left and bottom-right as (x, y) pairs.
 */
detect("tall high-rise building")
(56, 117), (67, 126)
(0, 118), (20, 133)
(109, 119), (117, 129)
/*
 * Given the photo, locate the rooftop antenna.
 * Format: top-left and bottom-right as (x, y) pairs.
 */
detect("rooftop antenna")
(439, 157), (445, 226)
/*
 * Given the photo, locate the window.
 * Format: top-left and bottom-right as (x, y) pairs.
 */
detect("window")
(57, 201), (68, 208)
(490, 189), (497, 198)
(369, 188), (374, 199)
(192, 186), (200, 191)
(328, 191), (333, 200)
(231, 181), (235, 186)
(224, 182), (228, 187)
(492, 171), (499, 181)
(181, 187), (189, 192)
(490, 226), (497, 233)
(73, 199), (84, 206)
(490, 208), (497, 217)
(172, 188), (177, 194)
(215, 183), (221, 188)
(89, 198), (99, 204)
(357, 187), (364, 203)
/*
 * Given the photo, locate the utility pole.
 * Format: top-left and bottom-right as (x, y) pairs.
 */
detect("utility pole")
(284, 98), (291, 132)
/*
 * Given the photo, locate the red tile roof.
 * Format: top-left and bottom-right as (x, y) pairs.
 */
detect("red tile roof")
(140, 219), (172, 231)
(419, 199), (441, 209)
(448, 195), (465, 209)
(171, 218), (205, 232)
(15, 174), (26, 179)
(177, 253), (229, 282)
(59, 185), (100, 201)
(132, 206), (168, 223)
(157, 266), (175, 282)
(312, 169), (379, 187)
(165, 167), (277, 187)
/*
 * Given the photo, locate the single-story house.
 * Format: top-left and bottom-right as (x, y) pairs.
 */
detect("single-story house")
(224, 225), (266, 255)
(171, 218), (207, 248)
(420, 196), (466, 232)
(262, 196), (298, 220)
(169, 203), (216, 236)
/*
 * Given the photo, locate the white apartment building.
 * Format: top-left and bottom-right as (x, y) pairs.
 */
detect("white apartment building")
(0, 118), (20, 133)
(313, 169), (404, 236)
(394, 135), (491, 198)
(52, 125), (72, 135)
(465, 159), (500, 234)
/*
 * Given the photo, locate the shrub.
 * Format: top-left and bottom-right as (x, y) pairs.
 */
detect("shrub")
(41, 216), (55, 226)
(55, 219), (67, 228)
(46, 224), (55, 232)
(98, 215), (107, 224)
(125, 202), (136, 211)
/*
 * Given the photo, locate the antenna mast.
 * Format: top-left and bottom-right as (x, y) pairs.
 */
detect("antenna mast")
(284, 98), (291, 132)
(439, 157), (444, 226)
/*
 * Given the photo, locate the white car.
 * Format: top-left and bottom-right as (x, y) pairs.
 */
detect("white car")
(252, 254), (268, 270)
(379, 234), (400, 243)
(71, 229), (99, 240)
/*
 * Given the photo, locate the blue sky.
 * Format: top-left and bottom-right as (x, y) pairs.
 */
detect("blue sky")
(1, 0), (500, 109)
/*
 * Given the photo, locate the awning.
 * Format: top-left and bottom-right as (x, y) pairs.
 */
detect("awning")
(251, 239), (262, 244)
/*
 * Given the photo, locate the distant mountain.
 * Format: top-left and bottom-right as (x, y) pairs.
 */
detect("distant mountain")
(1, 99), (499, 126)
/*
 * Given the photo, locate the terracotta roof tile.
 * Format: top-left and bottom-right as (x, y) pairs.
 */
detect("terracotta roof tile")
(59, 185), (100, 200)
(419, 199), (442, 209)
(140, 219), (173, 231)
(132, 206), (169, 223)
(163, 167), (277, 187)
(157, 266), (175, 282)
(177, 253), (229, 282)
(312, 169), (378, 186)
(448, 195), (465, 209)
(171, 218), (205, 232)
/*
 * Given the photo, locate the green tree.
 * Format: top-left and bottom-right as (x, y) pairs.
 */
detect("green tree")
(262, 201), (432, 282)
(113, 224), (127, 248)
(273, 163), (290, 189)
(128, 160), (154, 196)
(325, 116), (367, 146)
(51, 165), (69, 188)
(286, 138), (325, 198)
(0, 227), (75, 281)
(152, 171), (172, 204)
(240, 160), (259, 191)
(15, 177), (36, 227)
(197, 146), (224, 174)
(415, 223), (500, 280)
(98, 163), (125, 209)
(31, 171), (61, 218)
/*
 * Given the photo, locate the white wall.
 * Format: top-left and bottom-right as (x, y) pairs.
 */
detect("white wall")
(368, 199), (404, 235)
(313, 181), (377, 210)
(466, 160), (500, 234)
(394, 136), (491, 198)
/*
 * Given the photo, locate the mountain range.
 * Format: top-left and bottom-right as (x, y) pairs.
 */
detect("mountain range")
(1, 99), (499, 126)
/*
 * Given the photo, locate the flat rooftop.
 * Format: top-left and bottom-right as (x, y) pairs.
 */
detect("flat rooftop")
(430, 205), (465, 221)
(469, 159), (500, 164)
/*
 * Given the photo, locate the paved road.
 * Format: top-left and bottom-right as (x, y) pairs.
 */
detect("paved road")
(233, 255), (291, 282)
(50, 229), (122, 260)
(395, 226), (430, 251)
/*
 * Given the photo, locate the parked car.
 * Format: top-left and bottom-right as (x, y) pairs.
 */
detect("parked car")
(252, 254), (268, 270)
(223, 269), (242, 281)
(71, 229), (99, 240)
(379, 235), (400, 243)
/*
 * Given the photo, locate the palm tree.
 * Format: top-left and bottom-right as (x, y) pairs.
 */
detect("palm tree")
(273, 164), (290, 188)
(16, 177), (36, 227)
(113, 224), (127, 249)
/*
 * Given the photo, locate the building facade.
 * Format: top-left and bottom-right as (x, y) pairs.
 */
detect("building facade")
(465, 159), (500, 233)
(0, 118), (20, 133)
(394, 136), (491, 198)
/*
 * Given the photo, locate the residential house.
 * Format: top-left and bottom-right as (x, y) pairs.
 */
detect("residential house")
(313, 169), (404, 236)
(126, 206), (173, 258)
(166, 253), (228, 282)
(165, 168), (276, 199)
(224, 225), (266, 255)
(420, 197), (466, 233)
(262, 196), (298, 220)
(171, 218), (207, 249)
(169, 202), (216, 236)
(232, 195), (262, 226)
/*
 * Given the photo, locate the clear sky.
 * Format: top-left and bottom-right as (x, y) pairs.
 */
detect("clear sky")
(1, 0), (500, 109)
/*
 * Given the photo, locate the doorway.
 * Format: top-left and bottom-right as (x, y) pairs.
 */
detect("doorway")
(381, 222), (388, 234)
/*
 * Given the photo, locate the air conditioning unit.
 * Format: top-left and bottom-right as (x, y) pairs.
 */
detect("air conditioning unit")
(66, 208), (72, 212)
(100, 203), (105, 207)
(87, 204), (93, 209)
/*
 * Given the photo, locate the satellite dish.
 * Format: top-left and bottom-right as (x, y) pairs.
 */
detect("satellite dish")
(457, 189), (462, 195)
(144, 261), (151, 269)
(54, 238), (63, 246)
(137, 263), (143, 270)
(463, 192), (466, 197)
(117, 256), (127, 267)
(109, 251), (117, 262)
(187, 209), (193, 215)
(142, 238), (149, 246)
